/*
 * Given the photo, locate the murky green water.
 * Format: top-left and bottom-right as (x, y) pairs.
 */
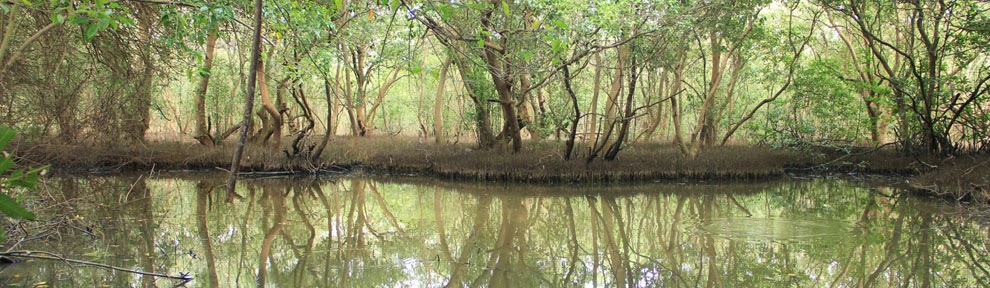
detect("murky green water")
(1, 173), (987, 287)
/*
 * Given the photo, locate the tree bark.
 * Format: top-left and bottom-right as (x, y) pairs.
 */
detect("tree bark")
(256, 58), (282, 149)
(604, 61), (638, 161)
(586, 53), (602, 137)
(453, 52), (497, 149)
(433, 54), (452, 143)
(364, 67), (402, 133)
(689, 36), (726, 156)
(194, 31), (219, 147)
(600, 50), (625, 146)
(587, 47), (628, 162)
(226, 0), (264, 196)
(562, 64), (581, 160)
(518, 70), (540, 140)
(312, 78), (335, 161)
(479, 7), (521, 152)
(483, 48), (521, 152)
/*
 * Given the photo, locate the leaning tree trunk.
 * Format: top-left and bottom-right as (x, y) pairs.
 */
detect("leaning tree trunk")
(585, 53), (602, 137)
(227, 0), (264, 196)
(312, 78), (335, 161)
(604, 62), (638, 161)
(483, 51), (521, 152)
(562, 64), (581, 160)
(256, 58), (282, 149)
(480, 10), (521, 152)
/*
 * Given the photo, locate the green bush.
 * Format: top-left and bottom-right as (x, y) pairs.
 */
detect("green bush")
(0, 125), (48, 240)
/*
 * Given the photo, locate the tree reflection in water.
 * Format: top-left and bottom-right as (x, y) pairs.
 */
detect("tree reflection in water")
(0, 175), (987, 287)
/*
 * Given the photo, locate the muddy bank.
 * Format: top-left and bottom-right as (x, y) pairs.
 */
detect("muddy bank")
(10, 137), (987, 202)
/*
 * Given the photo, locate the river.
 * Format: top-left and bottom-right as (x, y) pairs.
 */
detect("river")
(0, 172), (986, 287)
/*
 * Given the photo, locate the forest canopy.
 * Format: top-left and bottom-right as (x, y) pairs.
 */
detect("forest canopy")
(0, 0), (988, 158)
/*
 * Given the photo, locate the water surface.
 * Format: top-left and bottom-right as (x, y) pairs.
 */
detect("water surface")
(0, 173), (987, 287)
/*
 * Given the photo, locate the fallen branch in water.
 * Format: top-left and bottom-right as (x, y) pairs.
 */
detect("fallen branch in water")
(0, 250), (192, 284)
(811, 142), (901, 170)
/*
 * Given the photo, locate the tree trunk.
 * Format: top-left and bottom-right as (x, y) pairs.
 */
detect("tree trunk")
(256, 58), (282, 149)
(637, 69), (666, 142)
(289, 79), (315, 157)
(353, 47), (368, 136)
(600, 51), (625, 146)
(453, 53), (497, 148)
(670, 54), (689, 154)
(227, 0), (264, 196)
(194, 30), (219, 147)
(123, 26), (156, 144)
(562, 64), (581, 160)
(687, 36), (728, 157)
(586, 53), (602, 137)
(518, 71), (540, 140)
(365, 67), (402, 134)
(482, 47), (521, 152)
(604, 62), (638, 161)
(480, 8), (521, 152)
(433, 54), (452, 143)
(588, 47), (627, 161)
(312, 78), (335, 161)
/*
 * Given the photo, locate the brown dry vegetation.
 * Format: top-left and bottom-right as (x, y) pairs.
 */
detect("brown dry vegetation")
(9, 136), (988, 202)
(911, 156), (990, 203)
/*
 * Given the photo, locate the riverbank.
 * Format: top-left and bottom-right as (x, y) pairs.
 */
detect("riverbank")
(10, 136), (986, 202)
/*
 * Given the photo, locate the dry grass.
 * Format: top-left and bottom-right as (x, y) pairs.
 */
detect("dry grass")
(365, 141), (803, 182)
(11, 136), (988, 202)
(910, 155), (990, 203)
(6, 136), (843, 179)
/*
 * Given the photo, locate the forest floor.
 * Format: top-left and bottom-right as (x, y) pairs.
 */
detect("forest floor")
(10, 135), (989, 203)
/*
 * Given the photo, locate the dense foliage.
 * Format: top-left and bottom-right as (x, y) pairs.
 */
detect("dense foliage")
(0, 125), (46, 240)
(0, 0), (987, 157)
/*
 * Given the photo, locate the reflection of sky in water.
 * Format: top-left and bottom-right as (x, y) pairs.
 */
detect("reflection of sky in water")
(0, 175), (986, 287)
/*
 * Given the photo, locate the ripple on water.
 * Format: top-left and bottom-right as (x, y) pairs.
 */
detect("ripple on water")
(698, 217), (855, 243)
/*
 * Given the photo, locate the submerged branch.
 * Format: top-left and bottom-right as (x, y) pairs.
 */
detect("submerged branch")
(0, 250), (192, 284)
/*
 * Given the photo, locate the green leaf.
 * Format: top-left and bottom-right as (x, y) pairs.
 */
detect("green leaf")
(551, 38), (563, 54)
(96, 17), (110, 31)
(438, 4), (453, 20)
(0, 158), (12, 175)
(520, 50), (533, 62)
(3, 165), (47, 189)
(334, 0), (342, 12)
(0, 125), (15, 150)
(466, 3), (487, 10)
(71, 15), (90, 25)
(476, 38), (485, 48)
(0, 193), (35, 220)
(83, 23), (100, 41)
(51, 13), (67, 24)
(501, 1), (510, 16)
(117, 16), (134, 27)
(552, 20), (569, 30)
